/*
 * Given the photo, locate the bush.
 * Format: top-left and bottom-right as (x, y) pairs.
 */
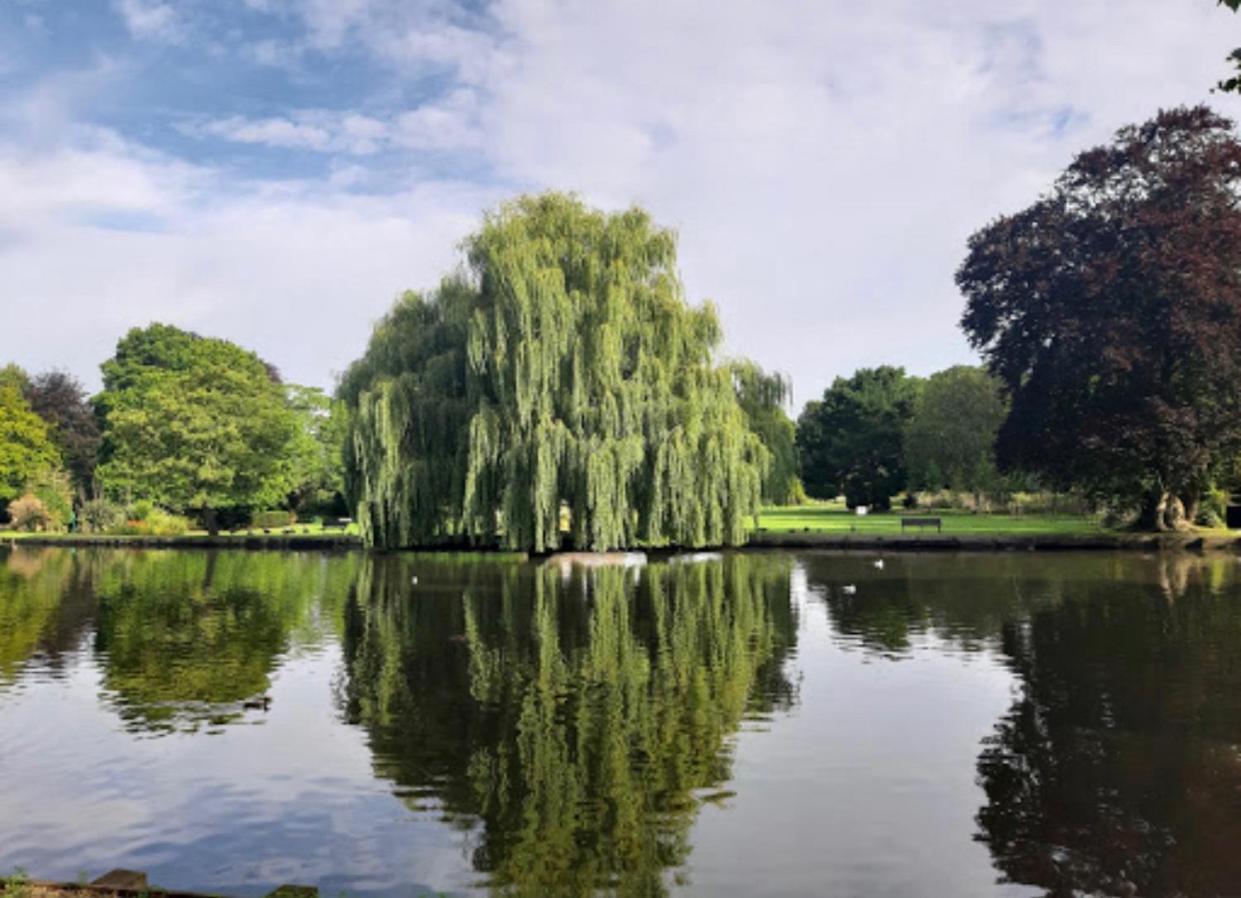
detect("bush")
(115, 507), (192, 536)
(1198, 487), (1229, 528)
(29, 469), (73, 529)
(9, 495), (51, 532)
(81, 498), (126, 533)
(252, 510), (295, 529)
(128, 499), (155, 522)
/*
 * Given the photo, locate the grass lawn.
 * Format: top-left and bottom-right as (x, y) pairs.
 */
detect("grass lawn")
(755, 501), (1108, 536)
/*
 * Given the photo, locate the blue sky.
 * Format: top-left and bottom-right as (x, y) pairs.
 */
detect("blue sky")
(1, 0), (1237, 406)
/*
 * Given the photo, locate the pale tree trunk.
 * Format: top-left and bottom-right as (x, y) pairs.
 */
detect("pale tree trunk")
(1139, 489), (1191, 531)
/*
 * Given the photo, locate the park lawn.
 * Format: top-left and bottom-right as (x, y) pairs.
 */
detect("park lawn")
(755, 503), (1108, 536)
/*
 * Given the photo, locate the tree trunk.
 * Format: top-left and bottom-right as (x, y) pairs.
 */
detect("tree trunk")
(1180, 490), (1200, 527)
(203, 507), (220, 536)
(1138, 489), (1191, 531)
(1139, 490), (1169, 531)
(1162, 495), (1189, 531)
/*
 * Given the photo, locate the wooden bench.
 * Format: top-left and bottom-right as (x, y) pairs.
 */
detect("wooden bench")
(322, 518), (351, 531)
(900, 516), (942, 533)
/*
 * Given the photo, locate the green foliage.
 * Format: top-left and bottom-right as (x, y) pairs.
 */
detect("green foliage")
(903, 365), (1007, 495)
(8, 495), (51, 532)
(252, 509), (295, 529)
(96, 324), (298, 522)
(29, 467), (73, 529)
(81, 498), (126, 533)
(114, 508), (192, 536)
(284, 385), (348, 515)
(341, 193), (766, 551)
(796, 366), (921, 510)
(730, 360), (801, 504)
(0, 382), (59, 504)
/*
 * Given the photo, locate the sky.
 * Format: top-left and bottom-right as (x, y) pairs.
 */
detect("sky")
(0, 0), (1237, 409)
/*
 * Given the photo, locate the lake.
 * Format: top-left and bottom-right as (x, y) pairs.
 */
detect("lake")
(2, 547), (1240, 898)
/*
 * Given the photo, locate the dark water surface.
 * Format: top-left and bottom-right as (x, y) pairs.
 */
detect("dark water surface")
(2, 547), (1240, 898)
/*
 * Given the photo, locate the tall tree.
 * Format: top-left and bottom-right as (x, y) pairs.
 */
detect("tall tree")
(958, 106), (1241, 529)
(96, 324), (298, 532)
(903, 365), (1006, 498)
(0, 381), (59, 506)
(341, 193), (767, 551)
(284, 385), (348, 516)
(23, 371), (101, 501)
(796, 366), (920, 510)
(730, 361), (801, 505)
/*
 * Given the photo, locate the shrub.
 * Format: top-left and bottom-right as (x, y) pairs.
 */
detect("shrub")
(129, 499), (155, 522)
(145, 509), (191, 535)
(9, 495), (51, 532)
(81, 498), (126, 533)
(19, 467), (73, 530)
(252, 510), (295, 529)
(1198, 487), (1229, 528)
(115, 507), (192, 536)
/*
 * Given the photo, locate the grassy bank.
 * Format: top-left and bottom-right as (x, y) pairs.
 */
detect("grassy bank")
(756, 502), (1107, 537)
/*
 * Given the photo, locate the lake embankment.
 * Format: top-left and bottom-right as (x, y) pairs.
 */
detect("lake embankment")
(4, 529), (1240, 553)
(747, 529), (1241, 552)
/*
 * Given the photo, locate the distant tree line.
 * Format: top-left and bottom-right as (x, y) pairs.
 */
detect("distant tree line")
(0, 324), (349, 533)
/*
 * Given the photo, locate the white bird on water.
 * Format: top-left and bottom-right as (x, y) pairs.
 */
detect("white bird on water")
(841, 584), (858, 595)
(873, 559), (885, 570)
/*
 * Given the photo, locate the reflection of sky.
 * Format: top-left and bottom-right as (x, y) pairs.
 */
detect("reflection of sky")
(0, 646), (475, 897)
(683, 562), (1036, 898)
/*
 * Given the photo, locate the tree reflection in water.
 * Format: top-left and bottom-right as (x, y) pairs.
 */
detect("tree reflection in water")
(340, 553), (798, 897)
(976, 554), (1241, 898)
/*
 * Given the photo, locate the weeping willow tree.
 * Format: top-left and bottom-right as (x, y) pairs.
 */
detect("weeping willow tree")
(340, 193), (768, 551)
(728, 361), (802, 505)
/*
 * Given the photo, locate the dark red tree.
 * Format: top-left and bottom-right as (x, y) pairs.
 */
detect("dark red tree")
(958, 106), (1241, 529)
(24, 370), (101, 501)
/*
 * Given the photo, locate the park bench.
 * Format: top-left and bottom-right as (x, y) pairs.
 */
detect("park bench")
(900, 516), (942, 533)
(323, 518), (352, 531)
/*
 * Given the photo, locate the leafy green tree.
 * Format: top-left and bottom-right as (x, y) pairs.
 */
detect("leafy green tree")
(0, 380), (59, 506)
(284, 385), (348, 516)
(958, 107), (1241, 529)
(903, 366), (1006, 499)
(796, 366), (921, 510)
(23, 370), (101, 502)
(730, 361), (802, 505)
(96, 324), (298, 532)
(341, 193), (766, 551)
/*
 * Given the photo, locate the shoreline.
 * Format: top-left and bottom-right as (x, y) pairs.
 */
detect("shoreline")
(4, 530), (1239, 553)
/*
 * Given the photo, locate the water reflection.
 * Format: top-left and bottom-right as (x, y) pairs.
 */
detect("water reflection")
(6, 546), (1241, 897)
(976, 557), (1241, 898)
(94, 551), (357, 732)
(800, 551), (1241, 897)
(0, 547), (358, 731)
(341, 553), (798, 897)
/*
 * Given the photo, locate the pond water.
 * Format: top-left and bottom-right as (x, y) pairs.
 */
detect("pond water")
(2, 547), (1240, 898)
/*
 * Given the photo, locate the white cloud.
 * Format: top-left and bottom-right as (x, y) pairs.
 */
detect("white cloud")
(114, 0), (183, 43)
(187, 97), (481, 155)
